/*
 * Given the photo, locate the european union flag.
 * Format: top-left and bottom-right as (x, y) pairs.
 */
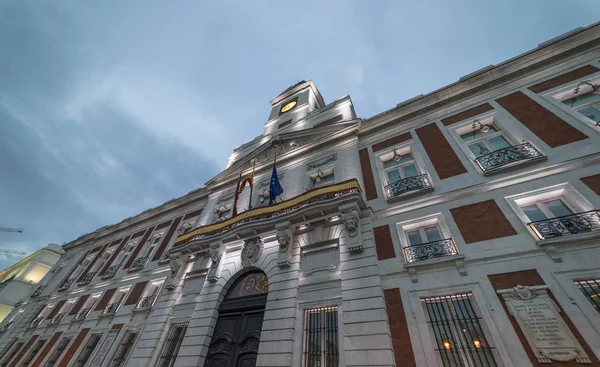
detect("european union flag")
(269, 161), (283, 205)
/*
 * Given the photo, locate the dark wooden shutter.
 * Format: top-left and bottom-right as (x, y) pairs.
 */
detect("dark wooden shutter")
(94, 289), (116, 311)
(68, 294), (90, 316)
(31, 331), (62, 367)
(123, 227), (154, 269)
(99, 236), (130, 276)
(77, 244), (108, 282)
(8, 334), (38, 367)
(56, 328), (90, 367)
(416, 123), (467, 180)
(359, 148), (378, 200)
(46, 300), (66, 320)
(124, 281), (148, 306)
(152, 216), (183, 261)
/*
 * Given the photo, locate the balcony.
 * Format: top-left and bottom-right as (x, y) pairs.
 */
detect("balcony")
(73, 308), (91, 321)
(57, 278), (75, 292)
(135, 295), (157, 310)
(385, 174), (433, 201)
(102, 265), (120, 279)
(102, 302), (121, 316)
(0, 321), (13, 332)
(28, 317), (44, 328)
(49, 313), (65, 325)
(403, 238), (459, 263)
(78, 272), (97, 286)
(129, 256), (149, 272)
(528, 210), (600, 240)
(158, 250), (171, 264)
(475, 143), (545, 175)
(31, 285), (47, 298)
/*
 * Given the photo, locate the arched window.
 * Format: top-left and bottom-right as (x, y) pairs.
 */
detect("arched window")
(225, 271), (269, 299)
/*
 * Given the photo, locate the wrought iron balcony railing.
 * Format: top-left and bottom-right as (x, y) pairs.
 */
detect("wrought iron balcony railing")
(79, 271), (97, 285)
(135, 295), (157, 309)
(527, 210), (600, 240)
(474, 143), (544, 174)
(385, 174), (433, 200)
(159, 250), (171, 263)
(58, 278), (75, 292)
(130, 256), (149, 270)
(103, 302), (121, 315)
(28, 317), (44, 328)
(403, 238), (459, 263)
(103, 265), (121, 278)
(31, 285), (47, 298)
(74, 308), (91, 320)
(0, 321), (13, 332)
(50, 313), (65, 324)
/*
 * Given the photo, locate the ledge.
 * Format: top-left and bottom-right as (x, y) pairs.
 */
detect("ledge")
(132, 307), (152, 313)
(387, 186), (434, 203)
(99, 312), (116, 318)
(536, 230), (600, 247)
(404, 254), (465, 269)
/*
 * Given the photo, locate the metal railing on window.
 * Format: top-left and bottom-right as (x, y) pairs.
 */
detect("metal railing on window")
(575, 279), (600, 313)
(31, 285), (47, 298)
(104, 265), (120, 278)
(303, 306), (339, 367)
(157, 322), (189, 367)
(385, 174), (433, 200)
(79, 271), (97, 284)
(75, 308), (92, 320)
(423, 293), (497, 367)
(159, 250), (171, 263)
(103, 302), (121, 315)
(0, 321), (13, 332)
(403, 239), (459, 263)
(474, 143), (544, 174)
(109, 331), (138, 367)
(130, 256), (149, 270)
(50, 313), (65, 324)
(527, 210), (600, 240)
(58, 278), (75, 292)
(28, 317), (44, 328)
(135, 295), (157, 309)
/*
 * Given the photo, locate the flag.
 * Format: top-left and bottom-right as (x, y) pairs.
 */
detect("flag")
(269, 160), (283, 205)
(238, 172), (254, 194)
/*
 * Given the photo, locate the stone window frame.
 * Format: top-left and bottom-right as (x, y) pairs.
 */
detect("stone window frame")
(540, 71), (600, 131)
(447, 111), (536, 175)
(504, 182), (595, 240)
(255, 172), (286, 207)
(373, 141), (432, 201)
(136, 229), (166, 261)
(395, 213), (454, 262)
(306, 161), (336, 190)
(137, 278), (166, 309)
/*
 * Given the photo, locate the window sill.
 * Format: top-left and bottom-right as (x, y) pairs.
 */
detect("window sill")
(132, 306), (152, 313)
(127, 266), (144, 273)
(101, 274), (116, 280)
(404, 254), (465, 268)
(158, 258), (171, 265)
(77, 280), (91, 286)
(99, 312), (116, 318)
(536, 230), (600, 247)
(70, 317), (85, 323)
(387, 186), (434, 203)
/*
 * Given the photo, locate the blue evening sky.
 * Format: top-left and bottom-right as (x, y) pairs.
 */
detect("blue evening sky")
(1, 1), (599, 269)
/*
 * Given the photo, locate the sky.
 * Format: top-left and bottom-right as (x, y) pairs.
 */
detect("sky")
(1, 0), (599, 270)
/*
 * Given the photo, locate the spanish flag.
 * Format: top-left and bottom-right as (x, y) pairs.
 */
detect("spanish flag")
(233, 171), (254, 216)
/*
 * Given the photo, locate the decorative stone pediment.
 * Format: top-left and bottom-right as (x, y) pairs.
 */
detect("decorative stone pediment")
(306, 153), (337, 170)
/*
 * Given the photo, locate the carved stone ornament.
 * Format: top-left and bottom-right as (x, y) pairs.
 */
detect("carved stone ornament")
(306, 153), (337, 170)
(497, 285), (591, 364)
(166, 258), (181, 290)
(275, 222), (293, 268)
(241, 237), (263, 268)
(342, 210), (359, 238)
(207, 243), (224, 282)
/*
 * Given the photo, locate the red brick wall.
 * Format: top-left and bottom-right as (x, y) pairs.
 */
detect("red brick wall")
(359, 148), (378, 200)
(152, 216), (183, 261)
(580, 174), (600, 196)
(183, 209), (203, 220)
(68, 294), (90, 316)
(46, 300), (65, 320)
(9, 335), (38, 367)
(56, 329), (90, 367)
(529, 66), (600, 94)
(373, 225), (396, 260)
(94, 288), (116, 311)
(488, 270), (600, 366)
(124, 227), (155, 269)
(496, 91), (588, 148)
(124, 281), (148, 306)
(384, 288), (417, 367)
(441, 103), (494, 126)
(372, 132), (412, 152)
(416, 123), (468, 179)
(450, 200), (517, 243)
(99, 235), (131, 276)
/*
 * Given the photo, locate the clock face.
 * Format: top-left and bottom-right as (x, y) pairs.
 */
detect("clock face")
(280, 100), (297, 114)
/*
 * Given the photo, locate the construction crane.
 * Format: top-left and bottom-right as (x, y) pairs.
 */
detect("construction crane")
(0, 227), (23, 233)
(0, 249), (27, 256)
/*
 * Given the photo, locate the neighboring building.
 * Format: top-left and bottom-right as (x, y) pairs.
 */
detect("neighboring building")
(0, 244), (63, 323)
(1, 22), (600, 367)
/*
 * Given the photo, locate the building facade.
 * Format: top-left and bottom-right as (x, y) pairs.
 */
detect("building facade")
(0, 244), (63, 323)
(1, 22), (600, 367)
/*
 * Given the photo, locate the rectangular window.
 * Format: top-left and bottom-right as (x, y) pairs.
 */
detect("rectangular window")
(575, 279), (600, 313)
(74, 334), (102, 367)
(459, 125), (511, 158)
(1, 342), (24, 367)
(521, 198), (573, 222)
(558, 82), (600, 126)
(383, 152), (419, 184)
(45, 337), (72, 367)
(22, 339), (46, 366)
(302, 306), (339, 367)
(406, 225), (442, 246)
(157, 322), (189, 367)
(312, 171), (334, 188)
(109, 331), (138, 367)
(422, 293), (497, 367)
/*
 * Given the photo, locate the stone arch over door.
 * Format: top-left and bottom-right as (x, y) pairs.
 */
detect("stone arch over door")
(204, 269), (269, 367)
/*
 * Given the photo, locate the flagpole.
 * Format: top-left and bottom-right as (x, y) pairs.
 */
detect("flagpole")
(248, 159), (256, 210)
(232, 170), (242, 216)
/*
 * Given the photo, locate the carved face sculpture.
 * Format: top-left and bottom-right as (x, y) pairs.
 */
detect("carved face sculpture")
(246, 242), (258, 258)
(210, 249), (220, 265)
(277, 234), (289, 253)
(345, 216), (358, 232)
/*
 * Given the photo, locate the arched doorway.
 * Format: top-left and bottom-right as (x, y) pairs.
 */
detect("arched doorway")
(204, 271), (269, 367)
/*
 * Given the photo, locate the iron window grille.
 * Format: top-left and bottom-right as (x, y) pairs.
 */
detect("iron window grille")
(103, 302), (121, 315)
(423, 293), (497, 367)
(58, 278), (75, 292)
(74, 334), (102, 367)
(474, 143), (544, 174)
(527, 209), (600, 239)
(31, 285), (47, 298)
(157, 322), (189, 367)
(575, 279), (600, 313)
(130, 256), (149, 270)
(302, 306), (339, 367)
(1, 342), (24, 367)
(75, 307), (92, 320)
(135, 295), (157, 309)
(28, 317), (44, 328)
(0, 321), (13, 332)
(403, 238), (459, 263)
(79, 271), (98, 284)
(109, 331), (138, 367)
(385, 174), (433, 200)
(159, 250), (172, 263)
(50, 312), (66, 324)
(104, 265), (121, 278)
(21, 339), (46, 367)
(45, 337), (71, 367)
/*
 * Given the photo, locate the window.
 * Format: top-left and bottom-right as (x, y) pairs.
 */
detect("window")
(1, 342), (24, 367)
(117, 242), (136, 268)
(459, 125), (511, 158)
(105, 289), (128, 314)
(22, 339), (46, 366)
(214, 203), (232, 222)
(74, 334), (102, 367)
(407, 225), (443, 246)
(575, 279), (600, 313)
(157, 322), (189, 367)
(302, 306), (339, 367)
(556, 80), (600, 126)
(311, 169), (334, 188)
(422, 293), (497, 367)
(398, 214), (458, 263)
(521, 199), (573, 222)
(383, 151), (419, 184)
(45, 337), (71, 367)
(109, 331), (138, 367)
(137, 282), (162, 309)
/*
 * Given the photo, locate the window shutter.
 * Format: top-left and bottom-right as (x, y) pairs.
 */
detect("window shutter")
(123, 228), (154, 269)
(46, 300), (66, 320)
(152, 217), (182, 261)
(94, 289), (116, 311)
(124, 281), (148, 306)
(56, 328), (90, 367)
(69, 294), (90, 316)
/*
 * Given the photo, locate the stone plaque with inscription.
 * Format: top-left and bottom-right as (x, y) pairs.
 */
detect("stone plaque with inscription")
(498, 285), (590, 364)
